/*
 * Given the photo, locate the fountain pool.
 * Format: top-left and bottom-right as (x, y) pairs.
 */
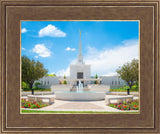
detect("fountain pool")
(55, 80), (106, 101)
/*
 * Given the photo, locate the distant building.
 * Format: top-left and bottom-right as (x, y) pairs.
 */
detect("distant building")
(35, 75), (126, 89)
(100, 75), (127, 89)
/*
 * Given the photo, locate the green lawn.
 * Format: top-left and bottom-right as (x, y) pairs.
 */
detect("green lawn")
(22, 88), (51, 92)
(21, 110), (139, 113)
(22, 90), (51, 92)
(109, 84), (139, 92)
(109, 89), (138, 92)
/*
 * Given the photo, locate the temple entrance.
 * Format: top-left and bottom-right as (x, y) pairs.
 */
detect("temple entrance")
(77, 72), (83, 79)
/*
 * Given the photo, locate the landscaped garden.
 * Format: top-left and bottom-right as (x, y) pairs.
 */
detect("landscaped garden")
(22, 81), (51, 92)
(108, 99), (139, 110)
(109, 84), (139, 92)
(21, 98), (50, 109)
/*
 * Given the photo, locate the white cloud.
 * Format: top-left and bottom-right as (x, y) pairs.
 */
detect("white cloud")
(22, 47), (26, 51)
(39, 24), (66, 37)
(21, 28), (27, 33)
(32, 44), (51, 57)
(35, 56), (38, 58)
(65, 47), (76, 51)
(84, 39), (139, 76)
(56, 39), (139, 76)
(56, 67), (70, 76)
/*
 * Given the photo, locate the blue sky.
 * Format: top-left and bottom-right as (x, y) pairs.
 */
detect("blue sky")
(21, 21), (139, 76)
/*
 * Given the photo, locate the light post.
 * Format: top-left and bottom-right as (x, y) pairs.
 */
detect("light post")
(127, 88), (130, 95)
(32, 88), (34, 95)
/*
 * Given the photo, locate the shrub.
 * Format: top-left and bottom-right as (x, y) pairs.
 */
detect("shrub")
(63, 80), (67, 84)
(22, 81), (29, 89)
(94, 81), (98, 84)
(131, 84), (139, 91)
(34, 82), (41, 88)
(63, 75), (67, 84)
(22, 88), (32, 91)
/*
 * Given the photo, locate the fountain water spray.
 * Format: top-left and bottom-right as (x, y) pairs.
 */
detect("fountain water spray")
(77, 80), (83, 92)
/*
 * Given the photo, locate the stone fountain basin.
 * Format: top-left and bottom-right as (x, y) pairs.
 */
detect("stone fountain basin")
(55, 91), (105, 101)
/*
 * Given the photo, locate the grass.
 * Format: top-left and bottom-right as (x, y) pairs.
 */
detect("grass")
(21, 109), (139, 113)
(109, 89), (138, 92)
(22, 88), (51, 92)
(110, 84), (139, 92)
(22, 90), (51, 92)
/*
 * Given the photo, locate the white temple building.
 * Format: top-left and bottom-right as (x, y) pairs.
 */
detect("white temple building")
(69, 31), (91, 86)
(35, 31), (127, 90)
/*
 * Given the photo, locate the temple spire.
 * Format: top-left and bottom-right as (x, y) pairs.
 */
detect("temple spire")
(77, 30), (83, 64)
(79, 30), (82, 55)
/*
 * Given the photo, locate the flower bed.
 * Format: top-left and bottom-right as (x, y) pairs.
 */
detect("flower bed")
(21, 98), (49, 109)
(108, 100), (139, 110)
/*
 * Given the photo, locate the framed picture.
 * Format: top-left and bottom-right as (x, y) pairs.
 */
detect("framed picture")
(20, 20), (140, 114)
(1, 0), (159, 133)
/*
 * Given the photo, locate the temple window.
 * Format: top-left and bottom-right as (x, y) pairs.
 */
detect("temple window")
(115, 81), (117, 85)
(112, 81), (114, 85)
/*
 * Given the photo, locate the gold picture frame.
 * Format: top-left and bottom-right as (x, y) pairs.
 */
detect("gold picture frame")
(0, 0), (159, 133)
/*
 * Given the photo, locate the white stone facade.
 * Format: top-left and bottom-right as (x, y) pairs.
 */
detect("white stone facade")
(69, 64), (91, 85)
(35, 75), (127, 89)
(70, 64), (91, 79)
(100, 76), (127, 89)
(69, 31), (91, 85)
(34, 76), (59, 88)
(55, 92), (105, 101)
(51, 85), (72, 92)
(87, 84), (110, 93)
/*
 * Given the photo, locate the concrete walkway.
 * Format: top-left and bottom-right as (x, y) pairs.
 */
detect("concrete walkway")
(39, 100), (121, 112)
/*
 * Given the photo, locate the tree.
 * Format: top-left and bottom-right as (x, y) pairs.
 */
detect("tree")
(45, 74), (56, 77)
(116, 59), (139, 91)
(94, 74), (98, 84)
(63, 75), (67, 84)
(22, 56), (48, 90)
(95, 74), (98, 79)
(34, 82), (41, 88)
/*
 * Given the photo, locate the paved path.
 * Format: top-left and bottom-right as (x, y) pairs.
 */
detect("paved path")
(33, 100), (124, 112)
(54, 102), (105, 109)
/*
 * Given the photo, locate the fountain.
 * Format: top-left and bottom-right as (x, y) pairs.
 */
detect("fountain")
(55, 80), (106, 101)
(54, 31), (106, 101)
(76, 80), (83, 92)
